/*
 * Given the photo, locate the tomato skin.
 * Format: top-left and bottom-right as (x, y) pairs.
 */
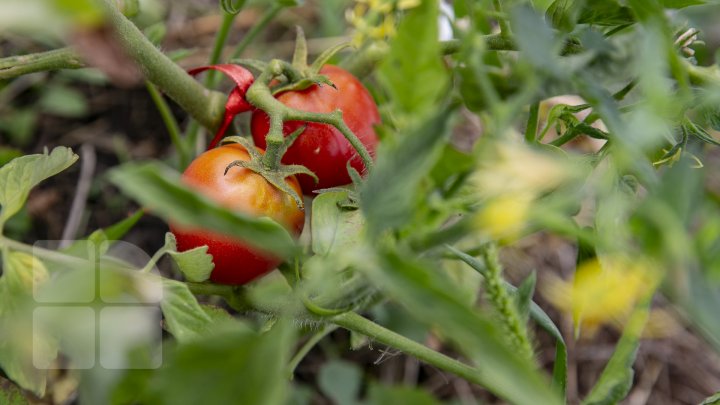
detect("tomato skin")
(251, 65), (380, 192)
(170, 144), (304, 285)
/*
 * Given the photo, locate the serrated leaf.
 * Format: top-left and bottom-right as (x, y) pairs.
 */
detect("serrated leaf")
(0, 252), (58, 397)
(160, 279), (215, 343)
(166, 233), (214, 283)
(378, 0), (448, 122)
(108, 162), (297, 258)
(311, 191), (365, 256)
(0, 146), (78, 231)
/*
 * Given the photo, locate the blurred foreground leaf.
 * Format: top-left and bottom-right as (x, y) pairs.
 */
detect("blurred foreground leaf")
(0, 146), (77, 232)
(108, 162), (297, 258)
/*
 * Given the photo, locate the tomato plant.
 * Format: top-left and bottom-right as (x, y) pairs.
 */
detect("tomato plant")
(3, 0), (720, 405)
(170, 143), (304, 285)
(251, 65), (380, 191)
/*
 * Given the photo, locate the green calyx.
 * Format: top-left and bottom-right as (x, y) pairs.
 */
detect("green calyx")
(227, 27), (372, 207)
(221, 136), (317, 210)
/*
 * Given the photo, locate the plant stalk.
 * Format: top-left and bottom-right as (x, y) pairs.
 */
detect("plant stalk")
(331, 311), (486, 386)
(99, 0), (226, 131)
(0, 48), (84, 80)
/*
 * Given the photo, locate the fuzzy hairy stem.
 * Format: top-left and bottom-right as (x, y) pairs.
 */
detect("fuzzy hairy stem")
(332, 312), (486, 385)
(99, 0), (226, 131)
(0, 48), (84, 80)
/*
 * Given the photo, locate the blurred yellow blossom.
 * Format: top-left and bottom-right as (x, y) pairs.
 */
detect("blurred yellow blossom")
(542, 256), (660, 338)
(346, 0), (420, 46)
(471, 141), (576, 198)
(474, 193), (533, 241)
(469, 140), (584, 241)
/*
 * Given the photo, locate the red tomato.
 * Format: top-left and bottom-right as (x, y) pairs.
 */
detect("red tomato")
(170, 144), (304, 285)
(251, 65), (380, 192)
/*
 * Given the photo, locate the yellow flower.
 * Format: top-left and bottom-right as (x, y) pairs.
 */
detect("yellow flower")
(471, 141), (575, 199)
(542, 256), (659, 337)
(475, 193), (533, 241)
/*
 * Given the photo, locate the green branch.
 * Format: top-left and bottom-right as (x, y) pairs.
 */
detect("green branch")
(332, 312), (486, 385)
(98, 0), (226, 130)
(0, 48), (84, 80)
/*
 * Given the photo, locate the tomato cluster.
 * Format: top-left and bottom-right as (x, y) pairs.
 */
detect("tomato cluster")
(172, 65), (379, 285)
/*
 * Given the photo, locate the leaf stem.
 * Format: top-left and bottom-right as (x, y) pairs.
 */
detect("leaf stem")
(229, 3), (284, 61)
(287, 325), (338, 377)
(525, 101), (540, 143)
(0, 48), (84, 80)
(206, 11), (242, 89)
(145, 82), (189, 167)
(185, 6), (245, 156)
(492, 0), (512, 37)
(244, 60), (373, 172)
(331, 311), (486, 386)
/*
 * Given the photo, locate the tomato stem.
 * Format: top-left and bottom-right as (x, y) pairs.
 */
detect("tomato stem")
(331, 312), (487, 386)
(245, 59), (374, 174)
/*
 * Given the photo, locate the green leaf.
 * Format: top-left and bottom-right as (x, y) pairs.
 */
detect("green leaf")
(366, 383), (439, 405)
(581, 294), (653, 405)
(359, 249), (562, 405)
(429, 145), (475, 189)
(311, 191), (365, 256)
(446, 246), (567, 396)
(511, 6), (562, 73)
(140, 318), (294, 405)
(0, 109), (37, 146)
(662, 0), (705, 8)
(0, 146), (78, 232)
(516, 271), (537, 322)
(165, 233), (214, 282)
(317, 360), (362, 405)
(361, 110), (452, 236)
(160, 279), (216, 343)
(0, 252), (58, 397)
(700, 392), (720, 405)
(0, 147), (22, 167)
(378, 0), (448, 122)
(38, 85), (89, 118)
(61, 210), (144, 257)
(108, 161), (297, 258)
(577, 1), (635, 26)
(0, 377), (29, 405)
(101, 210), (144, 241)
(546, 0), (586, 32)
